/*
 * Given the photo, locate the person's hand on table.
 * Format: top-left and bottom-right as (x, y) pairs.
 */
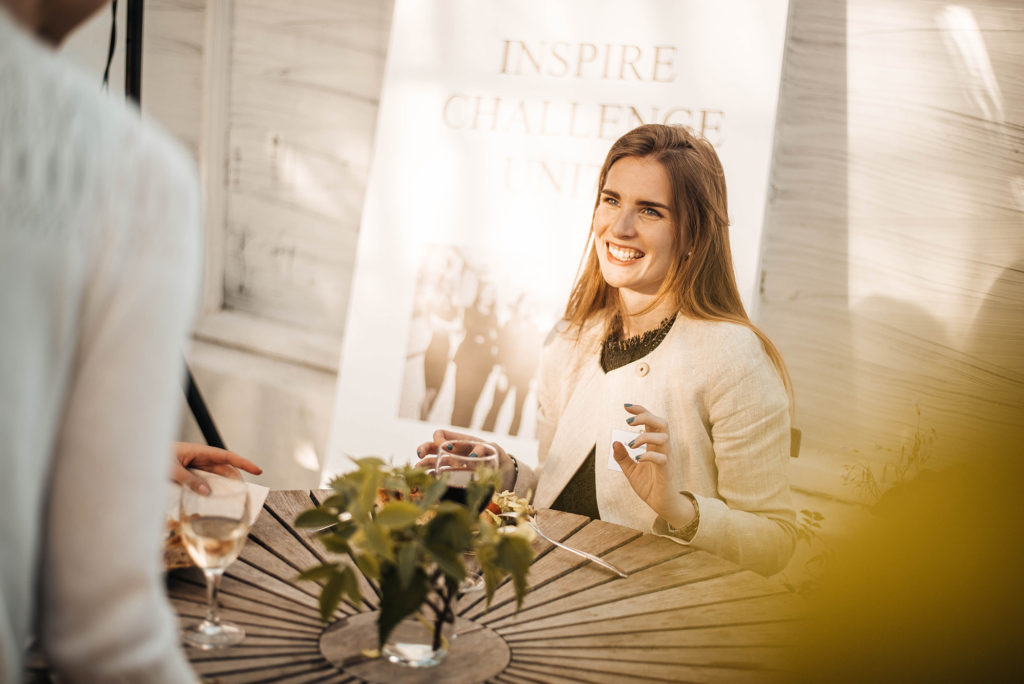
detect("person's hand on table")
(171, 442), (263, 495)
(611, 403), (696, 529)
(415, 428), (517, 491)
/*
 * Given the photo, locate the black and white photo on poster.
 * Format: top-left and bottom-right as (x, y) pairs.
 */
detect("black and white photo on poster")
(399, 245), (543, 439)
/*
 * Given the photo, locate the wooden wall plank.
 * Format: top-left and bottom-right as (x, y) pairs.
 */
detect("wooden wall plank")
(760, 0), (1024, 493)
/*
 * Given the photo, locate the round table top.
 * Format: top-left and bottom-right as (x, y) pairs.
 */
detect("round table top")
(167, 489), (802, 682)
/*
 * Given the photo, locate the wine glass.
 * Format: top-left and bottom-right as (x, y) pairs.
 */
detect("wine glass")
(179, 474), (251, 649)
(432, 440), (498, 592)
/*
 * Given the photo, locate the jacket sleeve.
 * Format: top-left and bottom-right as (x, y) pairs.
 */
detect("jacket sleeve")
(656, 327), (796, 576)
(513, 323), (574, 499)
(40, 129), (200, 682)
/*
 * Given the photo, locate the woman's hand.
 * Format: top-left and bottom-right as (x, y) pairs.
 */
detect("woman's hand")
(415, 429), (516, 491)
(610, 404), (695, 528)
(171, 442), (263, 494)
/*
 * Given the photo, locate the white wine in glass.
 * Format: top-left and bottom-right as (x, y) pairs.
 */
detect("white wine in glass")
(179, 475), (251, 649)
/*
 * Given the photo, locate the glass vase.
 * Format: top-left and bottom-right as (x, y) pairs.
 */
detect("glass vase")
(382, 612), (453, 668)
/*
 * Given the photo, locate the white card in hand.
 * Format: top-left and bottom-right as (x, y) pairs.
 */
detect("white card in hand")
(608, 428), (645, 472)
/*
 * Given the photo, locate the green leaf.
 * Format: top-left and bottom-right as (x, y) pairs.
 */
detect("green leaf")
(319, 570), (346, 621)
(355, 552), (381, 581)
(424, 510), (473, 553)
(375, 501), (423, 529)
(380, 473), (411, 498)
(495, 535), (532, 610)
(481, 562), (504, 605)
(320, 534), (352, 554)
(397, 542), (419, 589)
(377, 565), (429, 647)
(361, 521), (395, 562)
(420, 477), (448, 507)
(424, 545), (466, 582)
(352, 456), (388, 470)
(320, 494), (349, 509)
(296, 563), (337, 583)
(327, 474), (349, 491)
(356, 464), (383, 517)
(295, 509), (343, 529)
(433, 501), (467, 516)
(464, 480), (493, 514)
(338, 566), (363, 608)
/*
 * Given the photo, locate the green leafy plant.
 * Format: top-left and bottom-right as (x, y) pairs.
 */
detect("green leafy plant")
(294, 458), (533, 652)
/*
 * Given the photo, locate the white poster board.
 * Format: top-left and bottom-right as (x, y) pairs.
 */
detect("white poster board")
(324, 0), (789, 480)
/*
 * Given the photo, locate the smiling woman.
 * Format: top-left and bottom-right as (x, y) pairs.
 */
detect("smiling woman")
(420, 124), (796, 577)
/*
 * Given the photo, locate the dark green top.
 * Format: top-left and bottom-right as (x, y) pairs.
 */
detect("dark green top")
(550, 314), (677, 519)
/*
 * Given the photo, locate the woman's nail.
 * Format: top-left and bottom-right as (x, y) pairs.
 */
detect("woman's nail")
(195, 481), (211, 495)
(469, 452), (477, 459)
(417, 449), (422, 456)
(634, 454), (642, 462)
(624, 403), (633, 407)
(445, 444), (454, 451)
(628, 439), (635, 447)
(627, 417), (635, 424)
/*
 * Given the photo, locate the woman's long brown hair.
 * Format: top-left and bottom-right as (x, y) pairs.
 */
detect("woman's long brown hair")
(564, 124), (792, 397)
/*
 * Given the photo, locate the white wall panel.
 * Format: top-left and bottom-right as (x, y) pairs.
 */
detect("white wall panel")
(220, 0), (390, 349)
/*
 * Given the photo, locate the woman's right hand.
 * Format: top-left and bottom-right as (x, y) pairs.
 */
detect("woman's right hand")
(415, 429), (516, 491)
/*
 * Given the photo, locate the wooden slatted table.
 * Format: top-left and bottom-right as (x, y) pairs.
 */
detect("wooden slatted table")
(166, 489), (803, 683)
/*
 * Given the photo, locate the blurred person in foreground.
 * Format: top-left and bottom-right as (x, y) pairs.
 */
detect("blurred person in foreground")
(0, 0), (203, 680)
(420, 124), (796, 576)
(790, 458), (1023, 682)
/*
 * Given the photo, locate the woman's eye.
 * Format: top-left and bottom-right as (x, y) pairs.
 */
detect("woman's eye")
(641, 207), (663, 218)
(602, 196), (619, 206)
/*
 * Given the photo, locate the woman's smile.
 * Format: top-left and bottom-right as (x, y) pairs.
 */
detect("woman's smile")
(606, 242), (646, 262)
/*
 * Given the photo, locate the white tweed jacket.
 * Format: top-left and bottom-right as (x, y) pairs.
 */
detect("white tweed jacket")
(523, 315), (796, 576)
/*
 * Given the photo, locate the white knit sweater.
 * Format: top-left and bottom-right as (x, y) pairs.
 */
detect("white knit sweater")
(1, 10), (199, 682)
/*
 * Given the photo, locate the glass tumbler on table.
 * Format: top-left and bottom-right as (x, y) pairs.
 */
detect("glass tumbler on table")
(179, 475), (251, 649)
(431, 440), (499, 592)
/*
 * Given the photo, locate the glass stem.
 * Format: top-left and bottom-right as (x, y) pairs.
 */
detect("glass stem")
(204, 569), (224, 626)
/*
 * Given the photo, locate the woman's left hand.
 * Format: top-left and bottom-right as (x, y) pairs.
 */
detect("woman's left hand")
(610, 404), (695, 528)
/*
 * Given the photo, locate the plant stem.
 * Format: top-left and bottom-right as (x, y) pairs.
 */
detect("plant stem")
(427, 570), (457, 652)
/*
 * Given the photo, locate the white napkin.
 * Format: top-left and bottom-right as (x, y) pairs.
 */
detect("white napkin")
(166, 469), (269, 527)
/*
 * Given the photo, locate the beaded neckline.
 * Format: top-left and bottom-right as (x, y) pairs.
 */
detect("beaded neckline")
(600, 314), (677, 373)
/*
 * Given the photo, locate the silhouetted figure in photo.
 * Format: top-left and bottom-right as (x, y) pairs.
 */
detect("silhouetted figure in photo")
(450, 284), (498, 427)
(419, 294), (459, 421)
(483, 296), (541, 436)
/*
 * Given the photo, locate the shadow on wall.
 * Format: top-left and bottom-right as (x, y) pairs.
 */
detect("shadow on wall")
(966, 261), (1024, 458)
(845, 260), (1024, 467)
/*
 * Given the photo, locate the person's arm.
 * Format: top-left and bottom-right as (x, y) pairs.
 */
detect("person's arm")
(674, 330), (796, 576)
(40, 130), (200, 681)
